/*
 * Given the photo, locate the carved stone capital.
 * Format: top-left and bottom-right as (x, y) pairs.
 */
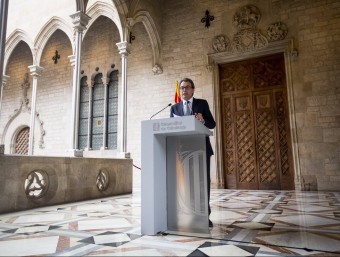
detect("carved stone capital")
(70, 11), (91, 32)
(68, 55), (76, 66)
(206, 64), (213, 72)
(116, 41), (131, 56)
(28, 65), (44, 77)
(2, 74), (9, 86)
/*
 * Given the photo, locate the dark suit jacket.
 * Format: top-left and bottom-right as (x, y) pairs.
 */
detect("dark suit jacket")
(170, 98), (216, 156)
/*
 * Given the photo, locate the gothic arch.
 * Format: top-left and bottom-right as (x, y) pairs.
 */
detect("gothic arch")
(132, 10), (162, 72)
(34, 17), (73, 65)
(75, 0), (88, 12)
(2, 107), (28, 154)
(4, 29), (34, 73)
(85, 1), (123, 41)
(111, 0), (129, 17)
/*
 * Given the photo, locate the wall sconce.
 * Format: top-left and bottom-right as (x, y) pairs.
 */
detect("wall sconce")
(201, 10), (214, 28)
(129, 32), (135, 43)
(52, 50), (60, 64)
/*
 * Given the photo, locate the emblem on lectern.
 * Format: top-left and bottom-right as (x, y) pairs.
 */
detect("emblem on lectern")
(153, 123), (160, 131)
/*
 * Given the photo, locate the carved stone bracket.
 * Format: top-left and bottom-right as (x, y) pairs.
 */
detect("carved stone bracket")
(152, 64), (163, 75)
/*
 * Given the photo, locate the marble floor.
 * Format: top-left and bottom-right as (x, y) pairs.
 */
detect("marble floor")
(0, 172), (340, 256)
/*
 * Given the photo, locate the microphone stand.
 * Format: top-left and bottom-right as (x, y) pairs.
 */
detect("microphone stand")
(150, 103), (172, 120)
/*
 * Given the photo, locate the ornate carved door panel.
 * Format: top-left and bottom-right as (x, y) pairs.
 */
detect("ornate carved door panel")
(220, 53), (294, 190)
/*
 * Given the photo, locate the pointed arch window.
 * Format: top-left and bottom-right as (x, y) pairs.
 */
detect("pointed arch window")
(78, 76), (89, 150)
(78, 68), (118, 151)
(91, 73), (105, 150)
(107, 70), (118, 149)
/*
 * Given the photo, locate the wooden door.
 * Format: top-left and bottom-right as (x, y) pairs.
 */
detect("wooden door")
(220, 53), (294, 190)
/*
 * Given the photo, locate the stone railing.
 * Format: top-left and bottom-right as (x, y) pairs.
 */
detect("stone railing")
(0, 155), (132, 213)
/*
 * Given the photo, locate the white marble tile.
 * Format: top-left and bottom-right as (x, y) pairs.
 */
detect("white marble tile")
(94, 233), (131, 244)
(282, 204), (335, 212)
(13, 213), (65, 223)
(232, 196), (267, 201)
(87, 212), (112, 217)
(93, 248), (164, 256)
(273, 214), (340, 227)
(128, 236), (201, 251)
(76, 203), (115, 211)
(210, 210), (247, 221)
(78, 218), (132, 230)
(258, 231), (340, 252)
(215, 202), (258, 209)
(233, 222), (271, 230)
(0, 236), (59, 256)
(199, 245), (253, 257)
(15, 225), (49, 234)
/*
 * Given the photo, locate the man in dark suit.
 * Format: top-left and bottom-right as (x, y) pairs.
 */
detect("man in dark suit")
(170, 77), (216, 227)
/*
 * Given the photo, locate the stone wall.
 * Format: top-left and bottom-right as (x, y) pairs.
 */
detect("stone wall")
(0, 155), (132, 213)
(1, 0), (340, 191)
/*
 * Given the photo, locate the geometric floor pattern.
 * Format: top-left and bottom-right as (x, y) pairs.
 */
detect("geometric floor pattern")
(0, 173), (340, 256)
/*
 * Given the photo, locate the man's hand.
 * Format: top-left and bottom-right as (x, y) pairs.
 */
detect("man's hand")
(194, 113), (205, 124)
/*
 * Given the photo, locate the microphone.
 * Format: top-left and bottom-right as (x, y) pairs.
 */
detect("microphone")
(150, 103), (172, 120)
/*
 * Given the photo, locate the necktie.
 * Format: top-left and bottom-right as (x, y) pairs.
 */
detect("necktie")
(184, 100), (191, 116)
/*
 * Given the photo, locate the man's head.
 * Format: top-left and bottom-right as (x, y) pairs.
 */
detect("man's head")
(179, 78), (195, 101)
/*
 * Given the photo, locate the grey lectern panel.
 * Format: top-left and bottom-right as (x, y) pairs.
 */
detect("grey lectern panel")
(166, 135), (209, 234)
(141, 116), (212, 235)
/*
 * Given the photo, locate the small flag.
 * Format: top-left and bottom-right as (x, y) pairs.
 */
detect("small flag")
(174, 81), (181, 104)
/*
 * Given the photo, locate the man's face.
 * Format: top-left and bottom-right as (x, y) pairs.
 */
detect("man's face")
(180, 81), (194, 101)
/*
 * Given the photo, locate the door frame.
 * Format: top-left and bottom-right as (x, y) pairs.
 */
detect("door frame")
(208, 39), (301, 190)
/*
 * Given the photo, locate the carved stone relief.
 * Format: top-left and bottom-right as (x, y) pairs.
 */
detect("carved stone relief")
(212, 35), (231, 53)
(3, 73), (46, 149)
(211, 5), (289, 54)
(24, 169), (49, 199)
(266, 22), (288, 42)
(233, 5), (261, 30)
(96, 168), (110, 191)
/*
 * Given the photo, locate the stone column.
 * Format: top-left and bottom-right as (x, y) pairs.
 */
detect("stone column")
(116, 41), (130, 158)
(0, 74), (9, 121)
(0, 74), (9, 154)
(69, 11), (90, 156)
(0, 0), (8, 88)
(27, 65), (43, 155)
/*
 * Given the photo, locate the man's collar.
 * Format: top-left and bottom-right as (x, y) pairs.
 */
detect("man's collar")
(182, 96), (194, 103)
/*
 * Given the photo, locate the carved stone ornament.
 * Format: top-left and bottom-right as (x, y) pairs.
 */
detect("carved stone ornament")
(21, 73), (30, 105)
(96, 168), (110, 191)
(152, 64), (163, 74)
(267, 22), (288, 41)
(232, 28), (268, 52)
(212, 35), (231, 53)
(4, 73), (46, 149)
(24, 170), (49, 199)
(233, 5), (261, 29)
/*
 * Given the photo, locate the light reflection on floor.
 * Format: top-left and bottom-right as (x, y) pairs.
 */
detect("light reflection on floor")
(0, 172), (339, 256)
